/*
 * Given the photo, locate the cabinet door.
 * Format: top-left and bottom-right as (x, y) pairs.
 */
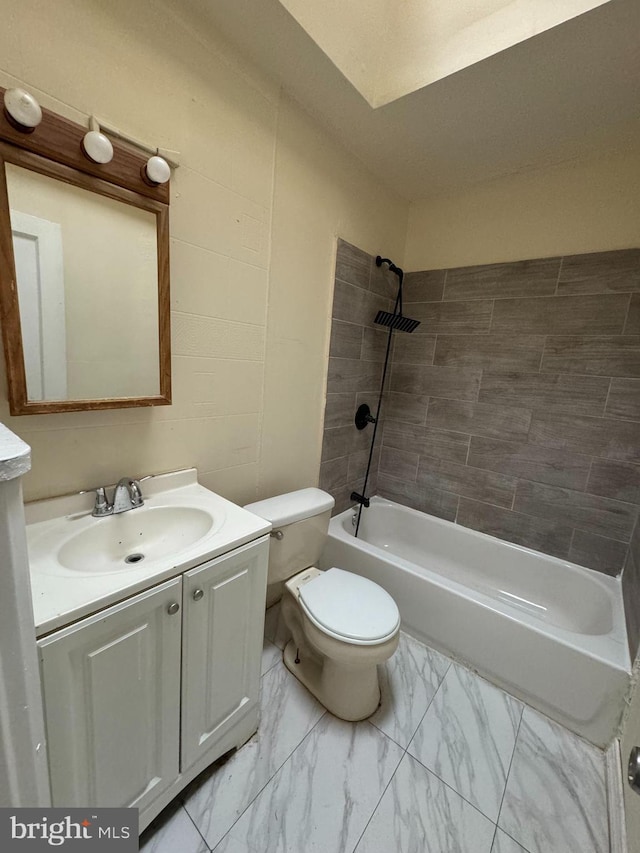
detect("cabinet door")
(38, 577), (182, 810)
(181, 537), (269, 770)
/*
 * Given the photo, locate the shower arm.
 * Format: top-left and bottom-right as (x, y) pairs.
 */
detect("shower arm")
(377, 256), (404, 316)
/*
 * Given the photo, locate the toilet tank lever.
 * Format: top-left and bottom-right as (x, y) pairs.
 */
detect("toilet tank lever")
(270, 529), (284, 540)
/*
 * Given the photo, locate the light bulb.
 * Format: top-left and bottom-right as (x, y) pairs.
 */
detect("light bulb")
(3, 88), (42, 131)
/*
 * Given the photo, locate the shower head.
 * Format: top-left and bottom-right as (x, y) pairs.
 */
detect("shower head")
(374, 254), (420, 333)
(374, 310), (420, 333)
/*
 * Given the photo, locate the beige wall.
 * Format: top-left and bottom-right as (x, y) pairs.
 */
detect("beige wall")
(0, 0), (408, 504)
(405, 145), (640, 270)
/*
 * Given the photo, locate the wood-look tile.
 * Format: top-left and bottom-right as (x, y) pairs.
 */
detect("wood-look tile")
(332, 279), (390, 326)
(456, 498), (573, 559)
(335, 239), (371, 289)
(528, 412), (640, 464)
(321, 425), (367, 461)
(331, 483), (361, 516)
(479, 372), (609, 416)
(377, 474), (459, 520)
(468, 437), (591, 490)
(319, 456), (348, 491)
(557, 249), (640, 295)
(623, 525), (640, 660)
(383, 419), (471, 464)
(541, 335), (640, 377)
(321, 426), (351, 462)
(348, 446), (379, 482)
(326, 357), (383, 394)
(382, 392), (429, 425)
(393, 333), (437, 365)
(513, 480), (638, 542)
(390, 364), (481, 401)
(444, 257), (560, 301)
(329, 320), (362, 359)
(323, 393), (357, 430)
(605, 378), (640, 421)
(411, 299), (493, 334)
(568, 530), (628, 576)
(427, 399), (532, 442)
(625, 294), (640, 334)
(491, 293), (629, 335)
(370, 260), (398, 298)
(434, 335), (544, 371)
(403, 270), (445, 302)
(587, 459), (640, 506)
(361, 327), (391, 362)
(417, 457), (516, 509)
(379, 446), (419, 481)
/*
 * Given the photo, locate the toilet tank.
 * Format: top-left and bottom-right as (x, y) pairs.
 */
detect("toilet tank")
(244, 489), (335, 584)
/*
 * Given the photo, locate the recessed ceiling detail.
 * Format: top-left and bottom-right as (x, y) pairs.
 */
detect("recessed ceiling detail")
(188, 0), (639, 199)
(277, 0), (613, 107)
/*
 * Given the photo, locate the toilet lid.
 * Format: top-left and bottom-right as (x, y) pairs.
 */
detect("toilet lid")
(298, 568), (400, 644)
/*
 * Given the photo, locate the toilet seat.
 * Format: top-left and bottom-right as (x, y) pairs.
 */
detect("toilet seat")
(297, 567), (400, 646)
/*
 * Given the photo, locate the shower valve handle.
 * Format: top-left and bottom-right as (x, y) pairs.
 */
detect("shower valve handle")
(355, 403), (376, 430)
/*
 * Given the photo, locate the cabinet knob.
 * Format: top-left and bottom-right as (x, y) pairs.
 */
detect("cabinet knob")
(192, 589), (204, 601)
(167, 602), (180, 615)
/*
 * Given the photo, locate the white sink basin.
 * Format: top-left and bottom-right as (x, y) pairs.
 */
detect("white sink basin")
(57, 505), (215, 573)
(26, 469), (272, 636)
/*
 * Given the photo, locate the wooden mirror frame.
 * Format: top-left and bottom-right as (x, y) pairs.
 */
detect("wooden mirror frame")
(0, 87), (171, 414)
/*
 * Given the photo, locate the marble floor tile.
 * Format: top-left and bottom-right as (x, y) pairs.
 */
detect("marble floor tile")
(491, 828), (530, 853)
(408, 663), (522, 822)
(214, 714), (404, 853)
(263, 602), (289, 650)
(355, 753), (495, 853)
(369, 632), (450, 748)
(498, 707), (608, 853)
(183, 662), (325, 850)
(140, 803), (208, 853)
(261, 638), (281, 676)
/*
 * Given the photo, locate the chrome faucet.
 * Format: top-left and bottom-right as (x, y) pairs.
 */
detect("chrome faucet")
(81, 476), (146, 517)
(112, 477), (144, 514)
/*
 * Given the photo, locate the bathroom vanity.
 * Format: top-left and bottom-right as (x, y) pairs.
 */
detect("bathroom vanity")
(26, 469), (271, 830)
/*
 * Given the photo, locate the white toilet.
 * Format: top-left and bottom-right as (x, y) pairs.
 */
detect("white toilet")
(244, 488), (400, 721)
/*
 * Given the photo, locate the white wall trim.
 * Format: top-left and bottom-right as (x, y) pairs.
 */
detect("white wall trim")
(606, 737), (628, 853)
(0, 424), (50, 807)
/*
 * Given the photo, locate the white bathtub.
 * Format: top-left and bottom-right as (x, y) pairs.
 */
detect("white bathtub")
(320, 496), (631, 746)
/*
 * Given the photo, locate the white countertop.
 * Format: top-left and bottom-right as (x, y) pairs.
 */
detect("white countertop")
(0, 422), (31, 481)
(27, 469), (271, 637)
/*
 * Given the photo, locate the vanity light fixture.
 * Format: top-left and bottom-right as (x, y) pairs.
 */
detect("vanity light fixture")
(82, 118), (114, 164)
(3, 88), (42, 132)
(144, 154), (171, 186)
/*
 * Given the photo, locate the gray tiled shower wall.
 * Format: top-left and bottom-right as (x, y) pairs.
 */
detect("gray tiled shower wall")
(320, 242), (640, 647)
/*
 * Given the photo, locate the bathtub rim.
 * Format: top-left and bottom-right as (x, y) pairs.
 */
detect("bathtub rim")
(329, 496), (630, 675)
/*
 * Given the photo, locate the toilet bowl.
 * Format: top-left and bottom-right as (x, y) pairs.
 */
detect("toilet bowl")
(244, 489), (400, 721)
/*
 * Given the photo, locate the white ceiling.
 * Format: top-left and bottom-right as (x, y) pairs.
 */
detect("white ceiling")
(188, 0), (640, 200)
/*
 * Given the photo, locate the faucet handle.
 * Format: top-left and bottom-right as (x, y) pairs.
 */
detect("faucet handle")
(79, 486), (112, 517)
(129, 479), (144, 508)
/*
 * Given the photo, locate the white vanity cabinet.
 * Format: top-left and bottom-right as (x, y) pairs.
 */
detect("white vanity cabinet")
(38, 577), (182, 812)
(37, 536), (269, 825)
(181, 540), (268, 770)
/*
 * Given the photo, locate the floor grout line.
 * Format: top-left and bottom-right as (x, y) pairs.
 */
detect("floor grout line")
(202, 707), (329, 852)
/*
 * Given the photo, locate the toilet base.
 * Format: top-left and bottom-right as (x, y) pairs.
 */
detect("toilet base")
(283, 638), (381, 722)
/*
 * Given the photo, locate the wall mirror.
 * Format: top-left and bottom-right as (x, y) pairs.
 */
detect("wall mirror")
(0, 89), (171, 414)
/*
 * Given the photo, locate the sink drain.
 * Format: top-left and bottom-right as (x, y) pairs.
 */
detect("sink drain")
(125, 553), (145, 564)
